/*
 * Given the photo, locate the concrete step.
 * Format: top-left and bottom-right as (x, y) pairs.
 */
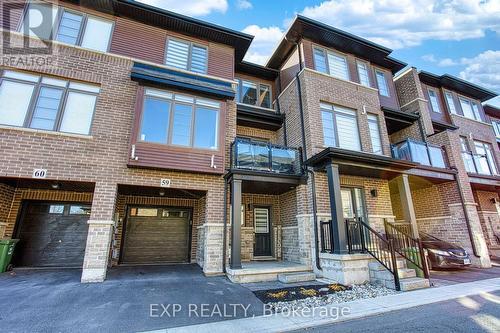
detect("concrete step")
(397, 268), (417, 279)
(368, 259), (406, 271)
(399, 277), (430, 291)
(278, 272), (316, 283)
(371, 267), (416, 281)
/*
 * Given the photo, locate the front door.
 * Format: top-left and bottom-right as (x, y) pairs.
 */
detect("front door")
(341, 188), (367, 250)
(253, 207), (272, 257)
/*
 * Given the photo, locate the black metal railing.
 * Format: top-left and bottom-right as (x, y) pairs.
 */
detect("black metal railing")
(230, 138), (302, 175)
(392, 139), (447, 168)
(322, 218), (401, 291)
(384, 220), (429, 279)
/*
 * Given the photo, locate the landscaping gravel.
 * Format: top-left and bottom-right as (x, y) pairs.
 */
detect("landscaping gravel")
(269, 284), (399, 312)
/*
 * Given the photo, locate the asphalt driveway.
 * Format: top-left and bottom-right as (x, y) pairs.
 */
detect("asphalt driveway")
(0, 264), (263, 333)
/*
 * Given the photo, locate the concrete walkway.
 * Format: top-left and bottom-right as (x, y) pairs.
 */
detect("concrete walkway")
(148, 277), (500, 333)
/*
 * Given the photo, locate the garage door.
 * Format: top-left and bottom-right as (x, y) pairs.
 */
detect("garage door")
(14, 202), (91, 267)
(121, 207), (191, 264)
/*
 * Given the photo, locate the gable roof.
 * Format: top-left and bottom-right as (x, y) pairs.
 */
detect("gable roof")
(266, 15), (406, 74)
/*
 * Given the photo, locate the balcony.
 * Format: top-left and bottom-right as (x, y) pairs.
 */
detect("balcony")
(230, 139), (302, 176)
(462, 151), (498, 176)
(392, 139), (447, 169)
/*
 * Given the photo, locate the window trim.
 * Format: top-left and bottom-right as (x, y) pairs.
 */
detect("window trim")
(320, 103), (362, 151)
(0, 69), (99, 135)
(492, 121), (500, 138)
(312, 45), (350, 81)
(20, 4), (114, 53)
(356, 60), (371, 87)
(427, 88), (442, 113)
(164, 37), (209, 74)
(138, 88), (220, 151)
(374, 69), (390, 97)
(367, 113), (383, 154)
(473, 140), (498, 175)
(235, 78), (272, 109)
(444, 90), (457, 114)
(458, 95), (482, 122)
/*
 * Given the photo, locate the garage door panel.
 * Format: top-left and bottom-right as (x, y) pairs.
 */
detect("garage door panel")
(15, 202), (90, 267)
(122, 207), (191, 264)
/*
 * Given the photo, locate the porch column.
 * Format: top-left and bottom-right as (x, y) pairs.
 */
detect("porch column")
(81, 182), (117, 283)
(230, 178), (242, 269)
(325, 161), (348, 254)
(397, 174), (419, 238)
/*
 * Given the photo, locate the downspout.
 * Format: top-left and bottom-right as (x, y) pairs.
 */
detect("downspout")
(452, 168), (480, 257)
(292, 39), (321, 270)
(277, 71), (288, 146)
(222, 178), (228, 273)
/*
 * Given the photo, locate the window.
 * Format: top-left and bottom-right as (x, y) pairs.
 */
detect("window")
(21, 2), (58, 40)
(313, 47), (349, 81)
(357, 61), (370, 87)
(459, 97), (482, 121)
(130, 208), (158, 217)
(444, 92), (457, 114)
(236, 79), (272, 109)
(22, 4), (113, 52)
(139, 89), (219, 150)
(165, 38), (207, 74)
(0, 70), (99, 135)
(254, 208), (269, 233)
(460, 137), (476, 173)
(321, 103), (361, 151)
(375, 70), (389, 96)
(428, 89), (441, 113)
(474, 141), (498, 175)
(492, 121), (500, 138)
(69, 205), (91, 215)
(368, 114), (382, 154)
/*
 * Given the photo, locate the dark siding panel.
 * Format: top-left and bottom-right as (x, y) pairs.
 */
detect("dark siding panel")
(347, 55), (359, 83)
(1, 0), (25, 31)
(208, 43), (234, 80)
(110, 17), (166, 64)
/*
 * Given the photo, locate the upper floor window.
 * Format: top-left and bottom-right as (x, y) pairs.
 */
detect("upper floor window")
(313, 47), (349, 81)
(0, 70), (99, 135)
(474, 140), (498, 175)
(21, 3), (113, 52)
(375, 70), (389, 97)
(139, 88), (219, 150)
(492, 121), (500, 138)
(444, 91), (457, 114)
(459, 97), (482, 121)
(165, 38), (208, 74)
(368, 114), (382, 154)
(321, 103), (361, 151)
(428, 89), (441, 113)
(357, 61), (370, 87)
(235, 79), (271, 109)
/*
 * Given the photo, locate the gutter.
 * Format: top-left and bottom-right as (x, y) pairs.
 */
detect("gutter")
(452, 168), (480, 257)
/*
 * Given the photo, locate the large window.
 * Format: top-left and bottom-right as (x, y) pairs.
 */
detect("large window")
(313, 47), (349, 81)
(0, 70), (99, 135)
(321, 103), (361, 151)
(165, 38), (208, 74)
(375, 70), (389, 97)
(492, 121), (500, 138)
(139, 88), (219, 150)
(459, 97), (482, 121)
(474, 141), (498, 175)
(428, 89), (441, 113)
(235, 79), (271, 109)
(357, 61), (370, 87)
(21, 3), (113, 52)
(368, 114), (382, 154)
(444, 91), (457, 114)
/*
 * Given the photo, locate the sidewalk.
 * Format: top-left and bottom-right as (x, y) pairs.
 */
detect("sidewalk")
(144, 277), (500, 333)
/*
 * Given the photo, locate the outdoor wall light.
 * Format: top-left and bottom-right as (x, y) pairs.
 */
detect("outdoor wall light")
(51, 183), (60, 189)
(370, 189), (378, 197)
(159, 190), (165, 196)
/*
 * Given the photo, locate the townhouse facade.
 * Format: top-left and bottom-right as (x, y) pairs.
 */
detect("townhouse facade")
(0, 0), (498, 286)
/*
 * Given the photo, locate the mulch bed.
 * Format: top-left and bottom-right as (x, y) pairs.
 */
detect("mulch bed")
(253, 283), (351, 303)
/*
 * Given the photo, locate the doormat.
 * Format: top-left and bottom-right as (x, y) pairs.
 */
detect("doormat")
(253, 283), (351, 303)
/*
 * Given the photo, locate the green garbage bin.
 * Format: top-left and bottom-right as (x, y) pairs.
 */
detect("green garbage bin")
(0, 239), (19, 273)
(403, 247), (424, 278)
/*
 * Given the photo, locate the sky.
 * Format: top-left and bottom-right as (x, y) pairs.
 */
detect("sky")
(138, 0), (500, 107)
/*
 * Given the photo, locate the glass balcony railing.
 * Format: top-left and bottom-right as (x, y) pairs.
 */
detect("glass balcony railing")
(391, 139), (447, 168)
(230, 139), (302, 175)
(461, 151), (498, 176)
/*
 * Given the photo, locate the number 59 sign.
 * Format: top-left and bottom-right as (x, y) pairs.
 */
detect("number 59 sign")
(160, 179), (171, 188)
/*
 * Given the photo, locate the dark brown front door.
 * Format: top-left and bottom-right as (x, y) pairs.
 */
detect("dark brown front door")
(14, 202), (91, 267)
(121, 207), (191, 264)
(253, 207), (271, 257)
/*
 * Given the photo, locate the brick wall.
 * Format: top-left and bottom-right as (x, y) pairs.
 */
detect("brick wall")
(236, 126), (279, 143)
